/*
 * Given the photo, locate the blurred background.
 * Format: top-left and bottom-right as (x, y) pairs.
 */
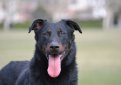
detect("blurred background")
(0, 0), (121, 85)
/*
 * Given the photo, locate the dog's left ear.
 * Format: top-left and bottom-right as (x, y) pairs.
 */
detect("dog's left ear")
(64, 20), (82, 33)
(28, 19), (46, 33)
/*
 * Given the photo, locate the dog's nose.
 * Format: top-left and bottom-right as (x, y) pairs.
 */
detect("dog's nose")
(50, 45), (59, 49)
(50, 42), (59, 50)
(49, 42), (60, 54)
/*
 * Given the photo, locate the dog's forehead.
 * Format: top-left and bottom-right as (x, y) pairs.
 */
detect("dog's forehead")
(46, 21), (66, 30)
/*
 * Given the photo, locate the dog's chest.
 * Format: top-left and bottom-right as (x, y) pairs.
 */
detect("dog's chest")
(31, 76), (70, 85)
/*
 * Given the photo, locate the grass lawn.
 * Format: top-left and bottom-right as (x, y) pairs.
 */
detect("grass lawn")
(0, 29), (121, 85)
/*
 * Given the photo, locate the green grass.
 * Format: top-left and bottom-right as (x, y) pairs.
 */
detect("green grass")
(0, 20), (102, 30)
(0, 21), (31, 30)
(14, 21), (31, 29)
(0, 29), (121, 85)
(74, 19), (103, 28)
(80, 20), (102, 28)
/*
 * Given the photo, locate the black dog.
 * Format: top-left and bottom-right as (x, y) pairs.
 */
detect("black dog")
(0, 19), (82, 85)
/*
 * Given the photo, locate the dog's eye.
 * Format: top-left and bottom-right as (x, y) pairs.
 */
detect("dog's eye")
(58, 30), (66, 36)
(42, 31), (51, 36)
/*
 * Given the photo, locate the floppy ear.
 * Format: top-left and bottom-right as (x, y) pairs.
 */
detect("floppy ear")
(64, 20), (82, 33)
(28, 19), (46, 33)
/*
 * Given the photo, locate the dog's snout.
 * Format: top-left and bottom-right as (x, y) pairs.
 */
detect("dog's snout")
(49, 41), (60, 55)
(50, 45), (59, 49)
(50, 41), (60, 50)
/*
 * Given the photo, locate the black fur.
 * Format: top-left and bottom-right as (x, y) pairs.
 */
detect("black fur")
(0, 19), (82, 85)
(0, 61), (29, 85)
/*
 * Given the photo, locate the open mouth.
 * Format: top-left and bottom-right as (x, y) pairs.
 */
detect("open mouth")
(47, 52), (65, 78)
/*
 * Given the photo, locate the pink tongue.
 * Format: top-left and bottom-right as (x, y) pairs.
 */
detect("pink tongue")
(47, 55), (61, 78)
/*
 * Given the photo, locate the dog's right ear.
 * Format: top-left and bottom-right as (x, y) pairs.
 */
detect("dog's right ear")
(28, 19), (46, 33)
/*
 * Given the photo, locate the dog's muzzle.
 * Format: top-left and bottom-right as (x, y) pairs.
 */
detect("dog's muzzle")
(46, 41), (66, 78)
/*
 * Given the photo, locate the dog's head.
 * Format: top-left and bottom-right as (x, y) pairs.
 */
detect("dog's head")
(29, 19), (82, 78)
